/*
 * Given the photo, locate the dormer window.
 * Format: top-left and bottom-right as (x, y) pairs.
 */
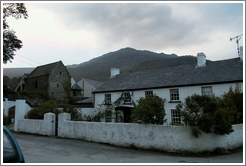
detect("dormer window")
(122, 92), (132, 103)
(105, 94), (111, 105)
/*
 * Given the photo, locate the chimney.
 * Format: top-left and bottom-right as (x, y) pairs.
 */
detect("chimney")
(110, 68), (120, 78)
(196, 52), (206, 67)
(239, 46), (243, 60)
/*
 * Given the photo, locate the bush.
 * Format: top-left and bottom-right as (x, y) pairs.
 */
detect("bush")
(131, 94), (166, 124)
(213, 108), (234, 135)
(26, 100), (60, 119)
(62, 105), (82, 121)
(177, 94), (234, 137)
(3, 115), (11, 125)
(218, 85), (243, 124)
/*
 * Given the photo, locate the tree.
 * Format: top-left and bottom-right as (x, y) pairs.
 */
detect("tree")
(131, 94), (166, 124)
(3, 3), (28, 64)
(218, 85), (243, 124)
(176, 94), (234, 138)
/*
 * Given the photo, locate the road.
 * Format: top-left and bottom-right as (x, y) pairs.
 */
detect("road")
(13, 132), (243, 164)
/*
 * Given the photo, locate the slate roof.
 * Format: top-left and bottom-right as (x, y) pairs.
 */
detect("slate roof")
(72, 83), (82, 90)
(84, 78), (103, 88)
(93, 58), (243, 93)
(26, 61), (62, 79)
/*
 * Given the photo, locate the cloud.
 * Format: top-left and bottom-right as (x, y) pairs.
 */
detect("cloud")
(3, 2), (244, 68)
(36, 2), (243, 50)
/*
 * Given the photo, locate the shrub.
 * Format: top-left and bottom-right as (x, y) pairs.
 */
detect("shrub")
(131, 94), (166, 124)
(26, 100), (60, 119)
(62, 105), (82, 121)
(177, 94), (234, 138)
(3, 115), (11, 125)
(213, 108), (234, 135)
(218, 85), (243, 124)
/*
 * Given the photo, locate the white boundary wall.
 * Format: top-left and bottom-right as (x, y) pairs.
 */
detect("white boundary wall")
(58, 113), (243, 153)
(15, 113), (56, 136)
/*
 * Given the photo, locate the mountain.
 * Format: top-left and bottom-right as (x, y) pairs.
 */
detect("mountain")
(2, 67), (34, 79)
(67, 47), (198, 81)
(3, 47), (200, 82)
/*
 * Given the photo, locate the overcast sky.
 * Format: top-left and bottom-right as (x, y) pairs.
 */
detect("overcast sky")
(2, 1), (244, 68)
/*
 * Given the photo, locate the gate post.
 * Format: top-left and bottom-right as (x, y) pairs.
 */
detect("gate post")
(58, 113), (71, 137)
(44, 113), (56, 136)
(14, 98), (26, 131)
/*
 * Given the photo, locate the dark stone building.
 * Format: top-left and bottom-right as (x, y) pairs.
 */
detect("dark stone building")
(24, 61), (71, 104)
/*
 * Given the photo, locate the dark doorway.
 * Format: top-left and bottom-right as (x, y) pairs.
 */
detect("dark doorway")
(115, 105), (133, 123)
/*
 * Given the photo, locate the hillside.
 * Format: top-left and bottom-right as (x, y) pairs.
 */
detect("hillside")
(3, 47), (201, 82)
(67, 47), (197, 81)
(2, 67), (34, 79)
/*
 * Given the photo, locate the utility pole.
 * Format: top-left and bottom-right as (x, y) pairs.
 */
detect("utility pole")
(230, 34), (243, 57)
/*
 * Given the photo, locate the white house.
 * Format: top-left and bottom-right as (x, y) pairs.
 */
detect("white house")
(92, 49), (243, 124)
(77, 78), (103, 98)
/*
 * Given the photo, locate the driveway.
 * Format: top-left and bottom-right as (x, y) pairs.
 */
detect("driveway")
(13, 132), (243, 164)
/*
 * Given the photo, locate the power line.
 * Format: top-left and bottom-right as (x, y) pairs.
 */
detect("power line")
(14, 57), (37, 67)
(18, 55), (41, 65)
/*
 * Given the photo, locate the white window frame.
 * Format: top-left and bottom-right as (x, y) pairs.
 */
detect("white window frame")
(105, 110), (112, 122)
(201, 86), (213, 96)
(105, 94), (111, 104)
(170, 89), (179, 101)
(122, 92), (132, 103)
(171, 109), (181, 124)
(145, 90), (153, 97)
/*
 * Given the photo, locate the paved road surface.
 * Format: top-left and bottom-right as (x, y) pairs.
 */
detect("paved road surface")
(13, 132), (243, 164)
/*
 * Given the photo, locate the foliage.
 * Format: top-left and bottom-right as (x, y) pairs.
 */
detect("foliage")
(3, 76), (10, 86)
(7, 76), (22, 90)
(131, 94), (166, 124)
(176, 93), (235, 138)
(82, 115), (101, 122)
(218, 85), (243, 124)
(3, 115), (11, 125)
(3, 3), (28, 64)
(213, 108), (233, 135)
(62, 105), (82, 121)
(26, 100), (60, 119)
(62, 77), (74, 103)
(19, 90), (50, 106)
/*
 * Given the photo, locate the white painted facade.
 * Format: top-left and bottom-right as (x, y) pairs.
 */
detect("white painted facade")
(3, 98), (16, 117)
(94, 82), (243, 124)
(77, 79), (100, 98)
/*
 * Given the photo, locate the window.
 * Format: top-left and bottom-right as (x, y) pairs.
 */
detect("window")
(171, 109), (181, 124)
(201, 86), (213, 96)
(105, 110), (112, 122)
(170, 89), (179, 101)
(35, 80), (38, 88)
(122, 92), (132, 103)
(105, 94), (111, 104)
(73, 90), (76, 97)
(145, 91), (153, 97)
